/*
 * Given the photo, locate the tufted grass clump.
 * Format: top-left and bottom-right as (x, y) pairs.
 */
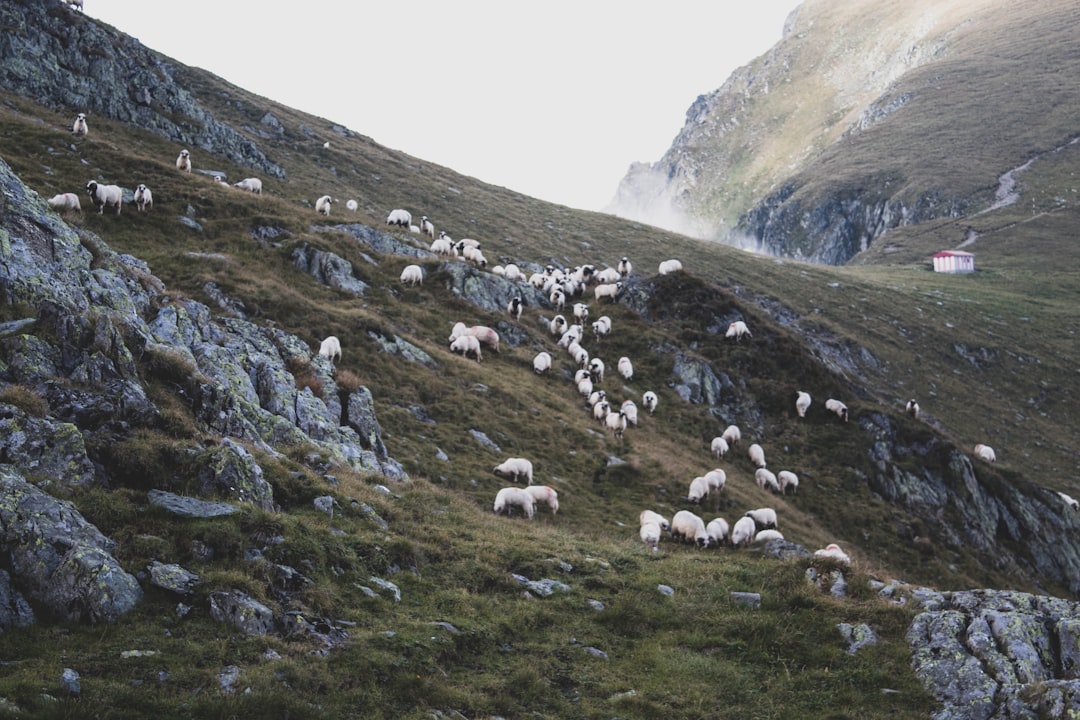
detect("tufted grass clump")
(0, 383), (49, 417)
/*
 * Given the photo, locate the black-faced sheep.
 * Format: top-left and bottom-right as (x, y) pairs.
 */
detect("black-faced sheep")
(317, 336), (341, 362)
(906, 399), (920, 418)
(315, 195), (333, 216)
(594, 281), (623, 302)
(618, 257), (632, 276)
(84, 180), (122, 214)
(176, 149), (192, 172)
(420, 215), (435, 239)
(449, 334), (482, 363)
(639, 510), (670, 532)
(592, 315), (612, 339)
(706, 518), (729, 546)
(133, 184), (153, 212)
(604, 410), (628, 439)
(824, 398), (848, 422)
(588, 358), (604, 383)
(688, 476), (710, 504)
(493, 457), (534, 485)
(507, 296), (524, 321)
(72, 112), (88, 136)
(1057, 491), (1078, 512)
(671, 510), (710, 547)
(746, 507), (777, 530)
(642, 391), (658, 415)
(386, 208), (412, 227)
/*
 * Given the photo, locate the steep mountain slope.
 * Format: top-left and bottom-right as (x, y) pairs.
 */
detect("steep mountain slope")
(609, 0), (1080, 263)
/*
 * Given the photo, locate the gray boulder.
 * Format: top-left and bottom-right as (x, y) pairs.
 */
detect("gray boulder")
(291, 243), (369, 296)
(147, 562), (201, 596)
(209, 590), (275, 636)
(0, 569), (35, 632)
(198, 438), (275, 510)
(0, 403), (97, 489)
(147, 490), (240, 518)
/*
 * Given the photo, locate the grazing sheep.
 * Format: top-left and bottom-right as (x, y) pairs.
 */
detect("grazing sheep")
(642, 391), (658, 415)
(449, 334), (482, 363)
(448, 324), (500, 353)
(588, 358), (604, 383)
(493, 487), (535, 519)
(906, 399), (921, 418)
(704, 469), (726, 493)
(604, 410), (628, 439)
(386, 208), (412, 227)
(524, 485), (559, 515)
(671, 510), (710, 547)
(640, 521), (663, 550)
(533, 351), (552, 374)
(754, 529), (785, 543)
(688, 476), (710, 504)
(430, 236), (454, 255)
(317, 335), (341, 362)
(974, 443), (996, 463)
(755, 468), (781, 494)
(620, 400), (638, 426)
(778, 470), (799, 495)
(617, 357), (633, 381)
(400, 264), (424, 286)
(345, 199), (358, 211)
(549, 314), (568, 337)
(710, 436), (729, 459)
(507, 296), (524, 321)
(594, 281), (623, 302)
(640, 509), (671, 532)
(730, 516), (757, 548)
(746, 508), (777, 530)
(658, 259), (683, 275)
(84, 180), (122, 214)
(315, 195), (333, 216)
(493, 457), (534, 485)
(725, 321), (752, 340)
(618, 256), (632, 276)
(420, 215), (435, 239)
(592, 316), (612, 339)
(176, 149), (192, 172)
(466, 248), (488, 268)
(814, 543), (851, 565)
(748, 443), (766, 468)
(1057, 491), (1078, 512)
(706, 518), (729, 546)
(233, 177), (263, 194)
(133, 184), (153, 212)
(47, 192), (81, 213)
(824, 398), (848, 422)
(71, 112), (88, 136)
(795, 391), (812, 418)
(722, 424), (742, 446)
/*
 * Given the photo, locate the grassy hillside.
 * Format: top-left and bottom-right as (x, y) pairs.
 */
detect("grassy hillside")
(0, 13), (1076, 715)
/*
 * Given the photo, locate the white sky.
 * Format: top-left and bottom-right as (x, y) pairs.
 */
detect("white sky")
(86, 1), (801, 211)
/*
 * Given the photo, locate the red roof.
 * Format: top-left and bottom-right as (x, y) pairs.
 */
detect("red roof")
(933, 250), (974, 258)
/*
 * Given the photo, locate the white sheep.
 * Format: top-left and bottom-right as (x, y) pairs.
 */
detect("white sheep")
(594, 282), (623, 302)
(576, 376), (594, 399)
(133, 184), (153, 212)
(604, 410), (628, 439)
(549, 314), (568, 337)
(748, 443), (766, 468)
(493, 487), (535, 519)
(503, 264), (524, 282)
(449, 334), (482, 363)
(671, 510), (710, 547)
(617, 357), (633, 381)
(233, 177), (263, 194)
(448, 324), (500, 353)
(754, 529), (785, 543)
(558, 325), (583, 349)
(568, 342), (589, 369)
(730, 516), (757, 548)
(710, 436), (729, 459)
(640, 521), (662, 551)
(745, 508), (777, 530)
(722, 424), (742, 446)
(420, 215), (435, 239)
(386, 208), (412, 227)
(317, 335), (341, 362)
(592, 316), (612, 339)
(813, 543), (851, 565)
(573, 303), (590, 323)
(639, 509), (670, 532)
(688, 476), (710, 504)
(620, 400), (638, 426)
(430, 236), (454, 255)
(795, 391), (812, 418)
(777, 470), (799, 495)
(755, 468), (781, 494)
(574, 368), (591, 386)
(533, 351), (552, 374)
(71, 112), (88, 136)
(346, 199), (358, 211)
(1056, 491), (1078, 512)
(47, 192), (81, 213)
(464, 247), (488, 269)
(400, 264), (424, 286)
(704, 469), (726, 493)
(618, 257), (633, 276)
(593, 400), (611, 424)
(642, 391), (658, 415)
(493, 457), (534, 485)
(588, 390), (607, 408)
(549, 287), (566, 311)
(65, 0), (84, 11)
(725, 321), (752, 341)
(658, 259), (683, 275)
(315, 195), (333, 216)
(176, 149), (191, 172)
(824, 398), (848, 422)
(588, 358), (604, 383)
(974, 443), (996, 463)
(524, 485), (559, 515)
(706, 518), (729, 546)
(507, 296), (524, 321)
(84, 180), (122, 214)
(595, 267), (621, 284)
(906, 399), (921, 418)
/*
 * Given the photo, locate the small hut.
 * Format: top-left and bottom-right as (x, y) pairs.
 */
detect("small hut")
(932, 250), (975, 274)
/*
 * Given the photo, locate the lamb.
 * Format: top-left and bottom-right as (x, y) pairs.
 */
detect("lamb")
(1057, 491), (1078, 512)
(420, 215), (435, 239)
(703, 469), (726, 493)
(730, 516), (757, 548)
(346, 199), (358, 211)
(754, 529), (785, 543)
(604, 410), (628, 439)
(71, 112), (88, 136)
(620, 400), (638, 426)
(642, 391), (658, 415)
(795, 391), (812, 418)
(549, 314), (568, 337)
(47, 192), (81, 213)
(400, 264), (424, 286)
(974, 443), (997, 463)
(777, 470), (799, 495)
(533, 351), (552, 374)
(745, 508), (777, 530)
(233, 177), (263, 194)
(671, 510), (710, 547)
(524, 485), (559, 515)
(725, 321), (752, 341)
(84, 180), (123, 214)
(317, 335), (341, 362)
(386, 208), (412, 227)
(906, 399), (921, 419)
(824, 398), (848, 422)
(448, 324), (500, 353)
(755, 468), (781, 494)
(594, 281), (623, 302)
(493, 487), (535, 519)
(449, 334), (482, 363)
(640, 521), (663, 550)
(617, 357), (633, 381)
(706, 518), (729, 546)
(688, 476), (710, 504)
(721, 424), (742, 446)
(658, 259), (683, 275)
(592, 316), (612, 339)
(507, 296), (524, 321)
(133, 184), (153, 212)
(315, 195), (333, 216)
(639, 509), (670, 532)
(748, 443), (766, 468)
(493, 457), (534, 485)
(710, 436), (730, 459)
(813, 543), (851, 565)
(588, 358), (604, 383)
(618, 256), (632, 276)
(176, 149), (192, 172)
